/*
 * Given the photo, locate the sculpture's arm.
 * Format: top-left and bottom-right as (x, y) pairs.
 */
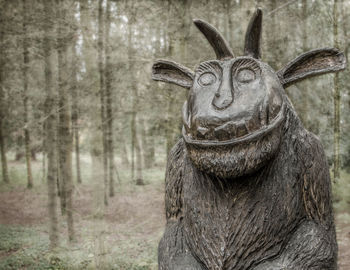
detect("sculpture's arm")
(252, 133), (337, 270)
(164, 139), (186, 222)
(301, 133), (336, 231)
(159, 139), (206, 270)
(251, 220), (336, 270)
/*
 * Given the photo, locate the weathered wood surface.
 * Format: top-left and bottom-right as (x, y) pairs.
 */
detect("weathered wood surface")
(159, 103), (337, 269)
(153, 8), (346, 270)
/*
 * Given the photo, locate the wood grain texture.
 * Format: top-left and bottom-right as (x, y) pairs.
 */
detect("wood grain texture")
(159, 102), (337, 270)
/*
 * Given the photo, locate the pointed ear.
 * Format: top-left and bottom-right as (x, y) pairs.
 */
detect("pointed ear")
(151, 60), (194, 89)
(277, 48), (346, 88)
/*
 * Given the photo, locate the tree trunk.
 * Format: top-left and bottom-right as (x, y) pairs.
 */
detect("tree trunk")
(300, 0), (309, 128)
(43, 0), (59, 249)
(22, 0), (33, 189)
(223, 0), (233, 46)
(267, 0), (278, 70)
(120, 132), (130, 167)
(72, 95), (82, 184)
(165, 0), (192, 156)
(131, 110), (136, 181)
(98, 0), (108, 205)
(131, 106), (136, 181)
(105, 0), (115, 197)
(71, 19), (82, 185)
(57, 0), (74, 241)
(142, 119), (155, 169)
(135, 117), (144, 186)
(0, 1), (9, 184)
(0, 116), (9, 183)
(333, 0), (340, 182)
(128, 12), (144, 185)
(42, 127), (46, 182)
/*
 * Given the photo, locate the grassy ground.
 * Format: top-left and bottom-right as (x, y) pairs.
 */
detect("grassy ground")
(0, 155), (349, 270)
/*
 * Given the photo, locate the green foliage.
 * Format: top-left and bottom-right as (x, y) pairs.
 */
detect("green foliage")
(0, 225), (68, 270)
(0, 223), (159, 270)
(0, 159), (43, 192)
(0, 161), (164, 270)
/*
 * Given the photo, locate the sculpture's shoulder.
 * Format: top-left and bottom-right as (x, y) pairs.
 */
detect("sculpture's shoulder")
(165, 139), (186, 221)
(166, 139), (186, 174)
(297, 130), (334, 227)
(294, 129), (328, 170)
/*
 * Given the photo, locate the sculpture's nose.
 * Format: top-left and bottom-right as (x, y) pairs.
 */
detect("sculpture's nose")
(212, 70), (233, 110)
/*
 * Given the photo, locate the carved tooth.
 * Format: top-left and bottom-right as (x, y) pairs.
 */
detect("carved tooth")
(214, 126), (230, 141)
(245, 121), (251, 134)
(269, 103), (280, 120)
(225, 122), (237, 138)
(214, 121), (236, 141)
(197, 127), (209, 139)
(259, 104), (267, 126)
(266, 106), (270, 125)
(246, 111), (261, 133)
(269, 94), (282, 120)
(236, 121), (248, 137)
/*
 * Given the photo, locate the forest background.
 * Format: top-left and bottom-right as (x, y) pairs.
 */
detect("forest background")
(0, 0), (350, 269)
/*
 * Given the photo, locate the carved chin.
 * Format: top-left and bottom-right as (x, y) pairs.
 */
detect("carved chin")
(184, 123), (282, 179)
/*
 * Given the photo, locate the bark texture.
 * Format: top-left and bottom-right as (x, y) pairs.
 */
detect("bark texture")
(159, 103), (337, 270)
(0, 1), (9, 183)
(98, 0), (108, 205)
(22, 0), (33, 189)
(70, 15), (82, 185)
(57, 0), (74, 241)
(105, 0), (115, 196)
(155, 11), (344, 269)
(333, 0), (340, 182)
(43, 0), (59, 249)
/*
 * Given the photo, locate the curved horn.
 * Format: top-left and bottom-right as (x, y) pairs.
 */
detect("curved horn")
(193, 19), (234, 60)
(244, 8), (263, 59)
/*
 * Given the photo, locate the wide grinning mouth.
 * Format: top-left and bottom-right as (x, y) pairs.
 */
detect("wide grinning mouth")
(182, 102), (285, 147)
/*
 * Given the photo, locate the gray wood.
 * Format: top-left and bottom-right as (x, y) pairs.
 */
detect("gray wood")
(152, 8), (346, 270)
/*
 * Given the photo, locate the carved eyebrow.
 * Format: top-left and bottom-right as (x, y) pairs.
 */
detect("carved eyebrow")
(232, 58), (261, 73)
(196, 61), (221, 74)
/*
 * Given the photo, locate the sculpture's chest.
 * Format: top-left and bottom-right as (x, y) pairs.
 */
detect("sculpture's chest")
(182, 161), (304, 270)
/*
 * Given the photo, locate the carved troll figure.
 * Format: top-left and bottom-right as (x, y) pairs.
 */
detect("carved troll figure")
(151, 9), (346, 270)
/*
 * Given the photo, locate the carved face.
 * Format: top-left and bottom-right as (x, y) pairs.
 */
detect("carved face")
(182, 57), (286, 178)
(184, 58), (284, 142)
(152, 9), (346, 178)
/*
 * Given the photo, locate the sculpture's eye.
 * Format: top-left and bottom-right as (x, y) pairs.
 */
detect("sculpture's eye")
(198, 72), (216, 86)
(236, 68), (255, 83)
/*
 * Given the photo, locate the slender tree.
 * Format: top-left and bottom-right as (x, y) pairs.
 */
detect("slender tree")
(127, 1), (134, 181)
(0, 1), (9, 184)
(333, 0), (340, 182)
(223, 0), (233, 46)
(71, 16), (82, 185)
(57, 0), (75, 241)
(43, 0), (59, 249)
(165, 0), (192, 156)
(98, 0), (108, 205)
(120, 132), (130, 167)
(142, 118), (155, 169)
(105, 0), (115, 196)
(300, 0), (309, 128)
(22, 0), (33, 188)
(135, 117), (144, 185)
(126, 3), (144, 185)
